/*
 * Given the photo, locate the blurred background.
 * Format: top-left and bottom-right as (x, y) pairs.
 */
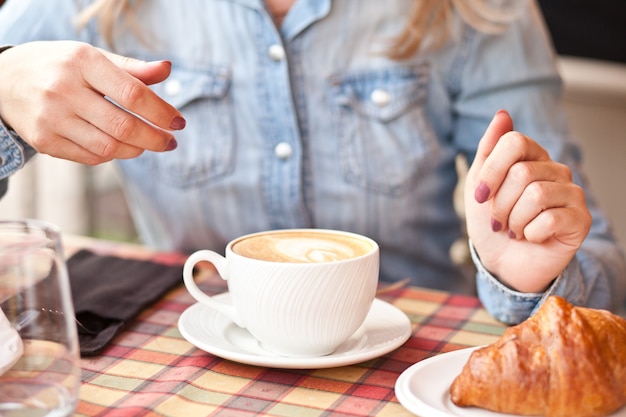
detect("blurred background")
(1, 0), (625, 251)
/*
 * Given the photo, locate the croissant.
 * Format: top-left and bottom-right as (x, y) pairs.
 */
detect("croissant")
(449, 296), (626, 417)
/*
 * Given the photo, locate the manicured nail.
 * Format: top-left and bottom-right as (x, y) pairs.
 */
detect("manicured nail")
(508, 229), (516, 239)
(166, 138), (178, 151)
(170, 116), (186, 130)
(150, 59), (171, 66)
(474, 182), (490, 203)
(491, 218), (502, 232)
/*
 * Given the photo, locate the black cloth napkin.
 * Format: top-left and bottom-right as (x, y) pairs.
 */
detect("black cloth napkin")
(67, 249), (183, 356)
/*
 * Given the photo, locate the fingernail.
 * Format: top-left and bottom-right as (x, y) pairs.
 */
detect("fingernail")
(474, 182), (490, 203)
(166, 138), (178, 151)
(491, 218), (502, 232)
(170, 116), (186, 130)
(150, 59), (171, 66)
(508, 229), (516, 239)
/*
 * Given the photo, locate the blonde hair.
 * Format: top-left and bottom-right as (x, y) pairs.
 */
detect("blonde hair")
(75, 0), (144, 46)
(76, 0), (513, 59)
(389, 0), (514, 59)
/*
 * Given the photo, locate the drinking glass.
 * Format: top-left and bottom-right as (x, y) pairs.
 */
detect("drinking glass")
(0, 219), (80, 417)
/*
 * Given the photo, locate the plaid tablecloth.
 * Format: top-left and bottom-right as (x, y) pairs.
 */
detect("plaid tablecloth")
(66, 236), (507, 417)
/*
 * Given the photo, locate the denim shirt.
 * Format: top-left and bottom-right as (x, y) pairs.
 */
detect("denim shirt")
(1, 0), (624, 323)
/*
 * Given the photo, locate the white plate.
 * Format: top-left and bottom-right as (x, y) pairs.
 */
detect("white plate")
(395, 346), (626, 417)
(178, 293), (412, 369)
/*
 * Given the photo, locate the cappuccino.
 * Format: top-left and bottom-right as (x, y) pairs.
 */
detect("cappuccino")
(184, 228), (379, 356)
(232, 230), (373, 263)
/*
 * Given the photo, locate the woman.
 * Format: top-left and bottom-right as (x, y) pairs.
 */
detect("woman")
(0, 0), (623, 323)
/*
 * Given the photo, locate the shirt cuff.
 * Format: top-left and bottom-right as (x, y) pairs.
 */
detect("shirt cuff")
(0, 121), (34, 179)
(470, 240), (566, 324)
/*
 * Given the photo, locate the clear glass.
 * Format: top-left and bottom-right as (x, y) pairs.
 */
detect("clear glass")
(0, 220), (80, 417)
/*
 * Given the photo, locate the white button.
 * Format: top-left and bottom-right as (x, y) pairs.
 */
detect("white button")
(164, 79), (181, 96)
(274, 142), (293, 160)
(370, 88), (391, 106)
(268, 44), (286, 61)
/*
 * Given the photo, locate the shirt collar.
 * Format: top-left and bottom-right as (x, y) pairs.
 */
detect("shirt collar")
(218, 0), (332, 41)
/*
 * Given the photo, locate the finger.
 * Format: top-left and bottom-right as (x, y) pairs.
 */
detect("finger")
(32, 133), (111, 166)
(475, 130), (552, 206)
(472, 110), (514, 203)
(99, 50), (173, 85)
(506, 181), (584, 240)
(15, 79), (151, 161)
(79, 48), (185, 132)
(489, 160), (573, 230)
(35, 124), (145, 164)
(73, 88), (177, 153)
(523, 205), (591, 247)
(55, 115), (147, 160)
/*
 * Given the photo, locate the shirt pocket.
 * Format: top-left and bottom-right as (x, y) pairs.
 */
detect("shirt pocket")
(139, 65), (235, 187)
(329, 64), (438, 196)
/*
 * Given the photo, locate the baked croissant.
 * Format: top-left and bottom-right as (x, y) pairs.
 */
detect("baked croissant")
(450, 296), (626, 417)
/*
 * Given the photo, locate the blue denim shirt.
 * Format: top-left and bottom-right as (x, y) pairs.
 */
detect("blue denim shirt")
(1, 0), (624, 323)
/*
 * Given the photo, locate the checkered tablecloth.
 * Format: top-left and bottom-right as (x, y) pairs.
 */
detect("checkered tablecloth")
(66, 236), (507, 417)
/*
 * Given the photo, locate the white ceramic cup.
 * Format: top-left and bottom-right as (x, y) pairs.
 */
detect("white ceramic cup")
(182, 229), (379, 357)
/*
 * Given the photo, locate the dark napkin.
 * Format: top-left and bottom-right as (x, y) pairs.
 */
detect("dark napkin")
(67, 249), (183, 356)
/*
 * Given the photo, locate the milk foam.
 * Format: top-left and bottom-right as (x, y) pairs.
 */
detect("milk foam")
(273, 237), (356, 262)
(232, 231), (372, 263)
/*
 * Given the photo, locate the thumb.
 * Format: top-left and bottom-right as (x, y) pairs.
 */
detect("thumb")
(99, 48), (172, 85)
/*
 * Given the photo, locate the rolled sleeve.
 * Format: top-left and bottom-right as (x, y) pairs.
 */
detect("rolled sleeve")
(0, 121), (36, 190)
(0, 126), (26, 177)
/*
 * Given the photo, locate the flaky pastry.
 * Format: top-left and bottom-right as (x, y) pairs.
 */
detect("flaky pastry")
(449, 296), (626, 417)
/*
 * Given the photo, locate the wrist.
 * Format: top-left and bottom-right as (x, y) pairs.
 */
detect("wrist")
(469, 240), (555, 293)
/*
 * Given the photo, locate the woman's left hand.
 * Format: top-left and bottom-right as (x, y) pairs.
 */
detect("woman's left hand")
(464, 110), (592, 292)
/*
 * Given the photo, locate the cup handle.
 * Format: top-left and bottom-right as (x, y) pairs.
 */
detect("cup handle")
(182, 250), (244, 327)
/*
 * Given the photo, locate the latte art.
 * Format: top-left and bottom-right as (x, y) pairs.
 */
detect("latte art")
(274, 238), (358, 262)
(232, 231), (373, 263)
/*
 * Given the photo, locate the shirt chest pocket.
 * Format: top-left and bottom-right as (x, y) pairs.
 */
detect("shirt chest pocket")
(329, 64), (439, 196)
(140, 65), (235, 187)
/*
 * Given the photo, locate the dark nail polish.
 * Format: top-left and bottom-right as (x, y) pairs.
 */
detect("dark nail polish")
(491, 218), (502, 232)
(508, 229), (516, 239)
(474, 182), (490, 204)
(170, 116), (186, 130)
(166, 138), (178, 151)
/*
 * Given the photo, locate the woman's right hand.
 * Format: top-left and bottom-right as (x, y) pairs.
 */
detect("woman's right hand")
(0, 41), (186, 165)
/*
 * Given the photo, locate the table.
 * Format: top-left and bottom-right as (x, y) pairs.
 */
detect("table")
(66, 236), (508, 417)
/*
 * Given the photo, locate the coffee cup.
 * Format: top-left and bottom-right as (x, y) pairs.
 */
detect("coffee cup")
(182, 228), (379, 357)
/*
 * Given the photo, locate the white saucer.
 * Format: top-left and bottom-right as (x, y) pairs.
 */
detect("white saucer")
(395, 347), (626, 417)
(178, 293), (412, 369)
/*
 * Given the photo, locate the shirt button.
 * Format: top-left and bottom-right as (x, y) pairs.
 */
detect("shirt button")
(274, 142), (293, 160)
(268, 44), (286, 61)
(370, 88), (391, 107)
(164, 79), (181, 96)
